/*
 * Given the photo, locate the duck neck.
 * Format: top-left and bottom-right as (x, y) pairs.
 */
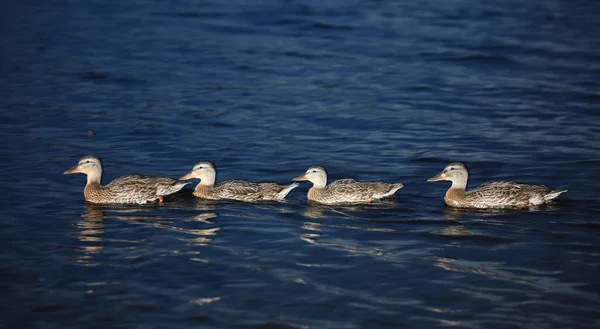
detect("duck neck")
(312, 174), (327, 189)
(447, 176), (468, 200)
(194, 184), (213, 197)
(446, 186), (466, 200)
(86, 169), (102, 187)
(450, 179), (467, 191)
(198, 171), (216, 187)
(449, 172), (468, 191)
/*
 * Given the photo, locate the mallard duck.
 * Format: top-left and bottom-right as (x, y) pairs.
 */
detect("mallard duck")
(427, 162), (567, 209)
(179, 161), (298, 202)
(64, 155), (189, 204)
(292, 166), (404, 205)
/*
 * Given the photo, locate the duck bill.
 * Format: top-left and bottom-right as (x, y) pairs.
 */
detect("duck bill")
(427, 173), (445, 182)
(179, 172), (196, 180)
(292, 174), (308, 182)
(63, 166), (82, 174)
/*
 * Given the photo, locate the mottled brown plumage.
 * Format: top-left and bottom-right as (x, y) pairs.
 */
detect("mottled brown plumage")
(64, 155), (189, 204)
(180, 161), (298, 202)
(293, 166), (403, 205)
(427, 162), (567, 209)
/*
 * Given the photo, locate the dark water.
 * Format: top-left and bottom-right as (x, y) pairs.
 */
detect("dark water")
(2, 0), (600, 328)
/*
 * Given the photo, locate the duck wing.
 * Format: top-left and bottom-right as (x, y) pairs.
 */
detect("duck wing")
(252, 182), (300, 200)
(215, 180), (261, 198)
(323, 180), (400, 203)
(101, 175), (180, 203)
(329, 179), (358, 186)
(466, 181), (552, 207)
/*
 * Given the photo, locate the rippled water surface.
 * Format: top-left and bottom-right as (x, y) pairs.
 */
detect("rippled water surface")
(2, 0), (600, 328)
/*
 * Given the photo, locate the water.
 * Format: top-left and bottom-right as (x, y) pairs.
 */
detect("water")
(2, 0), (600, 328)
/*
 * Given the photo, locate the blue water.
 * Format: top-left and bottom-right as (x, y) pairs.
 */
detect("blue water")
(2, 0), (600, 328)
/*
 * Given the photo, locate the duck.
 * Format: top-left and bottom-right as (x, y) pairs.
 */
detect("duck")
(427, 162), (567, 209)
(292, 166), (404, 205)
(64, 155), (189, 204)
(179, 161), (298, 202)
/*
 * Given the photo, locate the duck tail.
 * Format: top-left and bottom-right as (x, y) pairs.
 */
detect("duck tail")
(276, 182), (299, 200)
(158, 181), (190, 196)
(544, 189), (567, 201)
(390, 183), (404, 195)
(173, 181), (191, 192)
(374, 183), (404, 199)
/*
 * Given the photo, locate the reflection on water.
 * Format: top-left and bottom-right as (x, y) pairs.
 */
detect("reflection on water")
(75, 204), (106, 265)
(84, 203), (166, 222)
(192, 212), (218, 223)
(175, 224), (220, 247)
(185, 200), (220, 212)
(300, 221), (322, 245)
(190, 296), (221, 306)
(433, 256), (531, 285)
(302, 200), (398, 219)
(303, 204), (345, 219)
(431, 253), (597, 304)
(301, 221), (322, 232)
(74, 203), (221, 266)
(441, 203), (563, 221)
(297, 218), (395, 263)
(438, 225), (470, 236)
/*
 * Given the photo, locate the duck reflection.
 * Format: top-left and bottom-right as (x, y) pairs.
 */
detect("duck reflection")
(441, 205), (544, 221)
(75, 204), (107, 265)
(433, 256), (530, 285)
(176, 197), (220, 212)
(192, 212), (218, 224)
(178, 226), (220, 246)
(172, 212), (220, 247)
(442, 207), (469, 221)
(303, 203), (343, 219)
(433, 256), (496, 277)
(303, 199), (398, 219)
(438, 224), (470, 236)
(75, 201), (221, 265)
(84, 203), (165, 222)
(299, 221), (322, 245)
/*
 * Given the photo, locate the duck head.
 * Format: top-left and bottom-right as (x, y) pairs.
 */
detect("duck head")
(180, 161), (217, 186)
(64, 155), (103, 184)
(427, 162), (469, 189)
(293, 166), (328, 188)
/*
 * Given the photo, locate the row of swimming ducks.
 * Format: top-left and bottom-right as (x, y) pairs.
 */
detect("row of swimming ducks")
(64, 155), (567, 209)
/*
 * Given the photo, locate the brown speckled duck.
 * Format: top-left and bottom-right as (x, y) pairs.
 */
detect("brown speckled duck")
(292, 166), (403, 205)
(179, 161), (298, 202)
(64, 155), (189, 204)
(427, 162), (567, 209)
